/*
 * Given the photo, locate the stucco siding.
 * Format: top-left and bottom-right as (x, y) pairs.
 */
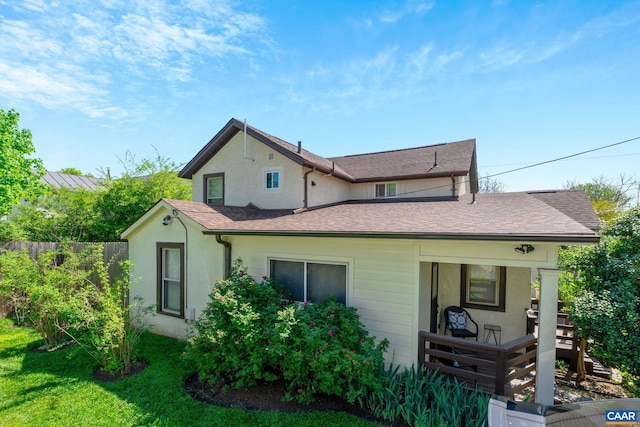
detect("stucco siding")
(349, 176), (467, 200)
(191, 132), (305, 209)
(126, 208), (224, 338)
(306, 171), (351, 207)
(437, 263), (532, 344)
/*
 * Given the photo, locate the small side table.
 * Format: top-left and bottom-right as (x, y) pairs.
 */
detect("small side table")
(483, 324), (501, 344)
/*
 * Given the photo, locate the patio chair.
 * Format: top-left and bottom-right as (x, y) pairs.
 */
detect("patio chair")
(444, 306), (478, 340)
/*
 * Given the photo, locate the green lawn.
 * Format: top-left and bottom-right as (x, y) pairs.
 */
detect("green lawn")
(0, 319), (379, 427)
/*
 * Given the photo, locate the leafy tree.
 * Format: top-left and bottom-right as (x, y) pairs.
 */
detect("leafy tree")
(562, 207), (640, 378)
(565, 175), (637, 222)
(478, 173), (506, 193)
(2, 149), (191, 242)
(58, 167), (91, 177)
(12, 186), (99, 242)
(0, 108), (46, 216)
(92, 150), (191, 241)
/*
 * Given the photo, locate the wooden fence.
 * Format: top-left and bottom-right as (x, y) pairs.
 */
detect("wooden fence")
(0, 241), (129, 318)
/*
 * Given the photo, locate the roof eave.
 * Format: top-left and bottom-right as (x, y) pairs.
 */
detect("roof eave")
(202, 229), (600, 244)
(353, 170), (469, 183)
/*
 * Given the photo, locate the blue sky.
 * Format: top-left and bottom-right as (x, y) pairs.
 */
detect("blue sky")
(1, 0), (639, 192)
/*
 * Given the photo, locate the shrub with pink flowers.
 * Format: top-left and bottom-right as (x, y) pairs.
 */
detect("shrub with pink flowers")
(184, 258), (388, 404)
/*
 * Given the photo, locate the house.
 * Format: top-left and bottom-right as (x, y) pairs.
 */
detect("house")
(120, 118), (600, 405)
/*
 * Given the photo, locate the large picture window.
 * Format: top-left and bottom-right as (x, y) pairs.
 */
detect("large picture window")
(270, 259), (347, 305)
(203, 173), (224, 205)
(157, 243), (184, 317)
(460, 264), (506, 312)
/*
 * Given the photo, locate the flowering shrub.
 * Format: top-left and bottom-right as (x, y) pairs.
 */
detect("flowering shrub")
(185, 259), (389, 403)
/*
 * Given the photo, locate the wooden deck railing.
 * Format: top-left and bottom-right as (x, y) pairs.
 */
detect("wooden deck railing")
(418, 331), (537, 398)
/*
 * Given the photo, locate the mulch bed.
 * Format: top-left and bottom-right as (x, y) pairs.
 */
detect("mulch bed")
(183, 373), (390, 424)
(93, 359), (150, 382)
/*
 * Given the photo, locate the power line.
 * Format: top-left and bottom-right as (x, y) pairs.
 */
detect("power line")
(481, 152), (640, 169)
(483, 136), (640, 180)
(394, 135), (640, 197)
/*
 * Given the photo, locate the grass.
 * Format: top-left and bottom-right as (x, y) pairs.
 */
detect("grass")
(0, 319), (379, 427)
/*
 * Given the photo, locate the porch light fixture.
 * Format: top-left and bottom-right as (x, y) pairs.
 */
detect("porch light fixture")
(515, 244), (535, 254)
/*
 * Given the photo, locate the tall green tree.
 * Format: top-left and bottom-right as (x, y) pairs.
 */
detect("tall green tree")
(563, 207), (640, 378)
(0, 108), (46, 216)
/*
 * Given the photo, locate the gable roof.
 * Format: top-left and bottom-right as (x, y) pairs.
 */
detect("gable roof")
(179, 118), (477, 188)
(145, 189), (598, 243)
(41, 171), (100, 190)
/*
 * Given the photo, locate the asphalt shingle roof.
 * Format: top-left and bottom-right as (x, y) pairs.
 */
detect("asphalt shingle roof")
(179, 118), (476, 183)
(162, 189), (599, 242)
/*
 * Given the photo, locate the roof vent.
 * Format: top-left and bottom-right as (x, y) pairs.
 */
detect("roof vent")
(297, 141), (302, 153)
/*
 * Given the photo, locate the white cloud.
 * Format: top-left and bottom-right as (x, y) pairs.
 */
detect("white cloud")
(0, 0), (271, 119)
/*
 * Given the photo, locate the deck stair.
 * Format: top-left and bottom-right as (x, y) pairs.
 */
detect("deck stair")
(528, 299), (611, 379)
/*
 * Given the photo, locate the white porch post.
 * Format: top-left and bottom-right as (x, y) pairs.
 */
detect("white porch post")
(536, 268), (560, 406)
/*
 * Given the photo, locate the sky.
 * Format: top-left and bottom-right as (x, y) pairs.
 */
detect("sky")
(1, 0), (639, 193)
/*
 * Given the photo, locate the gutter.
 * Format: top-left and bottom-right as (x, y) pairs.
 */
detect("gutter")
(203, 230), (600, 244)
(215, 235), (232, 279)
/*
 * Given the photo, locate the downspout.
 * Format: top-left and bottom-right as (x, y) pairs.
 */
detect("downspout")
(216, 235), (232, 279)
(167, 209), (189, 321)
(303, 167), (315, 209)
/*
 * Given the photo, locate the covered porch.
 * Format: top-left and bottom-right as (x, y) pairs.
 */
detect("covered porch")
(416, 245), (562, 405)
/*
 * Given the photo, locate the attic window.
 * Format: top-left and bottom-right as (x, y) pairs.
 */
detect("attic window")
(375, 183), (396, 198)
(268, 153), (274, 160)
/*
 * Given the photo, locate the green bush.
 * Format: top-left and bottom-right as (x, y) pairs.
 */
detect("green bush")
(0, 244), (153, 374)
(185, 258), (389, 404)
(362, 363), (488, 427)
(0, 245), (91, 348)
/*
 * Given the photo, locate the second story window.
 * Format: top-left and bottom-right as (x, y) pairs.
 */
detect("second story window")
(204, 173), (224, 205)
(265, 171), (280, 189)
(375, 183), (396, 198)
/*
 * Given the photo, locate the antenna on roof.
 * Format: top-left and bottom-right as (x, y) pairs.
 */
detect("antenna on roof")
(425, 151), (439, 173)
(243, 118), (254, 161)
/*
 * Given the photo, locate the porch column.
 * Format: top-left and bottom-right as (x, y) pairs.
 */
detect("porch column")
(536, 268), (560, 406)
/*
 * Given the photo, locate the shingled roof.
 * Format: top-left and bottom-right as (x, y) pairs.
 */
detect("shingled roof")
(178, 118), (477, 187)
(157, 189), (599, 243)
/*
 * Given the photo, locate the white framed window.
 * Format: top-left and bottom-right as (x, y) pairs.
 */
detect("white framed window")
(157, 243), (184, 317)
(265, 170), (280, 189)
(269, 259), (347, 304)
(204, 173), (224, 205)
(460, 264), (506, 312)
(375, 182), (396, 198)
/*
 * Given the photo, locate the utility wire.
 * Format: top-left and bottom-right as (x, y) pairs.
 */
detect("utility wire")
(482, 136), (640, 180)
(393, 135), (640, 197)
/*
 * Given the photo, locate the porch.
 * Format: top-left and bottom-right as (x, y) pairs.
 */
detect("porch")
(418, 331), (537, 399)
